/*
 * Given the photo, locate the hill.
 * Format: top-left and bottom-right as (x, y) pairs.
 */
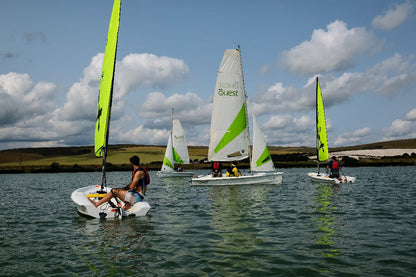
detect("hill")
(0, 138), (415, 173)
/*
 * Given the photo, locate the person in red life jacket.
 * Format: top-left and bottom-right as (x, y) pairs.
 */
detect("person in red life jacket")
(88, 155), (150, 210)
(211, 161), (222, 177)
(327, 156), (342, 180)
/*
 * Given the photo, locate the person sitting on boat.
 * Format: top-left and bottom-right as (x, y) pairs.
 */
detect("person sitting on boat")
(327, 156), (342, 180)
(177, 165), (184, 172)
(88, 155), (150, 210)
(211, 161), (222, 177)
(226, 162), (241, 177)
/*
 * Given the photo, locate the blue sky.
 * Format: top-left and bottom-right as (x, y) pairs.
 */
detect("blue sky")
(1, 0), (415, 150)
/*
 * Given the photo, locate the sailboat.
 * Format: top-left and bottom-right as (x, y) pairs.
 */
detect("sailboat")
(190, 46), (283, 186)
(308, 77), (356, 184)
(71, 0), (150, 218)
(157, 109), (194, 178)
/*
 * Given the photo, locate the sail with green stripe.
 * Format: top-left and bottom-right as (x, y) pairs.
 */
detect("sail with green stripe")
(160, 119), (190, 173)
(94, 0), (121, 157)
(316, 77), (329, 162)
(208, 48), (250, 162)
(251, 114), (275, 172)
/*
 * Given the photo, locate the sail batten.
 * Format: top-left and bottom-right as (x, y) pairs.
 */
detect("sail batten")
(94, 0), (121, 157)
(316, 77), (329, 162)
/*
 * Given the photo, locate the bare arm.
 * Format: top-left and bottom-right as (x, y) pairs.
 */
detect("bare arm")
(123, 170), (144, 190)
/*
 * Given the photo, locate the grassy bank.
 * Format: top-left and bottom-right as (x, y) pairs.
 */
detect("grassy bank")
(0, 140), (415, 173)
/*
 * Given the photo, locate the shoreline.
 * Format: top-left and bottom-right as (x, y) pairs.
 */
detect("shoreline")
(1, 146), (415, 174)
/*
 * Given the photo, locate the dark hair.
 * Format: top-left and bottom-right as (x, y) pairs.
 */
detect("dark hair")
(130, 155), (140, 166)
(332, 156), (337, 160)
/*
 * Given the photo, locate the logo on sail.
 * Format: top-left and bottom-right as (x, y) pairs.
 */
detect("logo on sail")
(218, 88), (239, 96)
(218, 81), (239, 96)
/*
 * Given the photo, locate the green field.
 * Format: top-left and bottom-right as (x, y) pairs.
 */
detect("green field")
(0, 139), (415, 173)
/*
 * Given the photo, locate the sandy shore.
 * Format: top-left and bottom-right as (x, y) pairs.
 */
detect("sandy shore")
(329, 149), (416, 159)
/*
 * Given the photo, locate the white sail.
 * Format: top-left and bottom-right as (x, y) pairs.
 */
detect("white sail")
(172, 119), (190, 164)
(161, 131), (175, 172)
(208, 49), (250, 162)
(251, 114), (275, 172)
(160, 119), (190, 173)
(191, 46), (283, 186)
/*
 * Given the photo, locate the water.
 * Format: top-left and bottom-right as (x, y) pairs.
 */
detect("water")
(0, 167), (415, 276)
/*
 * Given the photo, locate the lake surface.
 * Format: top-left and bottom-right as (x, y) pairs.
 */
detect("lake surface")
(0, 167), (415, 276)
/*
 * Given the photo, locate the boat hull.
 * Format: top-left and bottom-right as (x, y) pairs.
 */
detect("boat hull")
(156, 171), (195, 178)
(308, 172), (356, 184)
(190, 171), (283, 186)
(71, 185), (150, 219)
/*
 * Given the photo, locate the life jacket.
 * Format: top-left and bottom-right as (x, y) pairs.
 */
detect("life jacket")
(213, 162), (221, 170)
(332, 161), (339, 170)
(132, 167), (150, 186)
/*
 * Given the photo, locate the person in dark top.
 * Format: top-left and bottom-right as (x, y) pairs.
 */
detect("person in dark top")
(89, 155), (149, 210)
(211, 161), (222, 177)
(327, 156), (342, 180)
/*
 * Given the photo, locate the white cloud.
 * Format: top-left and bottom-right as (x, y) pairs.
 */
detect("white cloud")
(261, 115), (314, 146)
(334, 127), (372, 146)
(382, 107), (416, 141)
(116, 53), (189, 98)
(406, 108), (416, 121)
(140, 91), (211, 126)
(280, 20), (376, 75)
(254, 53), (416, 119)
(0, 72), (56, 126)
(114, 125), (168, 145)
(0, 52), (192, 149)
(252, 81), (314, 115)
(370, 53), (416, 95)
(383, 113), (416, 140)
(372, 1), (414, 31)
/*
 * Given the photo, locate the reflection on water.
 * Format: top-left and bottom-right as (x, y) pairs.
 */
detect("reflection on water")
(313, 184), (340, 258)
(207, 186), (274, 275)
(1, 168), (416, 276)
(74, 216), (154, 275)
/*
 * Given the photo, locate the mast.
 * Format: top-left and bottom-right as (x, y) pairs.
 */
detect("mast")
(95, 0), (121, 190)
(171, 107), (174, 165)
(315, 76), (320, 175)
(238, 45), (252, 173)
(315, 76), (329, 175)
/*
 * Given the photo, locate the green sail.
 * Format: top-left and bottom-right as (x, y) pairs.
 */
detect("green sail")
(316, 77), (329, 162)
(94, 0), (121, 157)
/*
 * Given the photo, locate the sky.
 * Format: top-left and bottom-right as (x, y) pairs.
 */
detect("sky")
(1, 0), (416, 151)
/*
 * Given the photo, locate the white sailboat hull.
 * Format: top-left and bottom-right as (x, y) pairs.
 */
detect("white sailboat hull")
(71, 185), (151, 219)
(308, 172), (356, 184)
(156, 171), (195, 178)
(190, 171), (283, 186)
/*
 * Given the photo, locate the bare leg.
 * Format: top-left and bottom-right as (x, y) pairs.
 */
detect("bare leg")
(88, 189), (127, 208)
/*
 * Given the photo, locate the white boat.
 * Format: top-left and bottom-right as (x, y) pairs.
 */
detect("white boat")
(157, 109), (194, 178)
(308, 77), (356, 185)
(190, 46), (283, 186)
(308, 172), (356, 184)
(71, 0), (150, 219)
